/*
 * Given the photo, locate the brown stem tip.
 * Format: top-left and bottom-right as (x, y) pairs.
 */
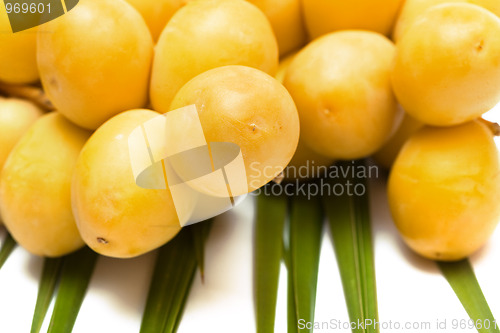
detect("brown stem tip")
(479, 118), (500, 136)
(0, 82), (54, 111)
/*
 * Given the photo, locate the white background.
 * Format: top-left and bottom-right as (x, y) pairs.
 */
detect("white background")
(0, 107), (499, 333)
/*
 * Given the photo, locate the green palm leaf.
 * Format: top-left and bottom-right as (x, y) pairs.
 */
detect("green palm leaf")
(324, 160), (379, 333)
(438, 259), (499, 333)
(254, 191), (287, 333)
(0, 231), (16, 270)
(192, 218), (214, 282)
(140, 222), (209, 333)
(31, 257), (64, 333)
(169, 222), (212, 333)
(287, 194), (324, 333)
(47, 247), (98, 333)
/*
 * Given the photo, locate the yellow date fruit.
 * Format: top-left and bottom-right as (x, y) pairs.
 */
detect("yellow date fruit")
(123, 0), (186, 42)
(0, 10), (38, 84)
(373, 112), (423, 169)
(0, 97), (43, 171)
(275, 53), (334, 181)
(0, 113), (91, 257)
(391, 3), (500, 126)
(284, 30), (399, 159)
(72, 110), (182, 258)
(388, 120), (500, 261)
(37, 0), (153, 130)
(302, 0), (404, 39)
(275, 51), (297, 84)
(170, 65), (299, 192)
(0, 97), (43, 225)
(247, 0), (307, 56)
(393, 0), (500, 42)
(150, 0), (278, 113)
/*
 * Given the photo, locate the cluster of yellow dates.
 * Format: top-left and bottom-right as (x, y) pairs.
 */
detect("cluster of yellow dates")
(0, 0), (499, 262)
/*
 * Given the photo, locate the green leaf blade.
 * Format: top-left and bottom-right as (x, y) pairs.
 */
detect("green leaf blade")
(30, 257), (64, 333)
(438, 259), (500, 333)
(0, 232), (17, 270)
(324, 160), (379, 333)
(254, 191), (287, 333)
(287, 194), (323, 333)
(287, 266), (298, 333)
(140, 227), (198, 333)
(191, 219), (214, 282)
(47, 247), (98, 333)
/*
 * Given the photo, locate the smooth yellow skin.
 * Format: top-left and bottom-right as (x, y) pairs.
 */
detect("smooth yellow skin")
(284, 30), (399, 160)
(170, 65), (299, 192)
(0, 97), (43, 225)
(0, 113), (91, 257)
(391, 3), (500, 127)
(0, 8), (38, 84)
(275, 51), (297, 84)
(150, 0), (279, 113)
(123, 0), (186, 42)
(393, 0), (500, 42)
(247, 0), (307, 56)
(301, 0), (404, 39)
(0, 97), (43, 171)
(275, 53), (334, 181)
(373, 112), (423, 169)
(388, 121), (500, 261)
(72, 110), (182, 258)
(37, 0), (153, 130)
